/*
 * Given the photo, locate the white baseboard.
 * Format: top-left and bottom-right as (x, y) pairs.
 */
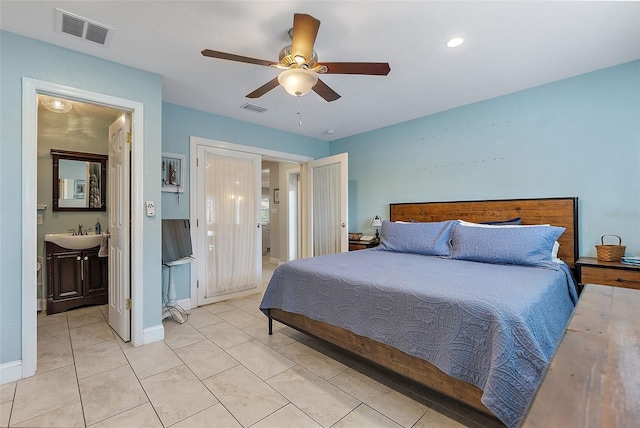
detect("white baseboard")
(177, 298), (191, 311)
(0, 360), (23, 385)
(142, 324), (164, 345)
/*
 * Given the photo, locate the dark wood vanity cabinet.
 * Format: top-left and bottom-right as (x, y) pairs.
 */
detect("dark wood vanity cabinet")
(46, 242), (108, 314)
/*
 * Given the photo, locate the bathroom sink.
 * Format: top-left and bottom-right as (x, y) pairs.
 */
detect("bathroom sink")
(44, 233), (103, 250)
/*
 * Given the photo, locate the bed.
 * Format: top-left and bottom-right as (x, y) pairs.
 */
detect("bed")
(260, 197), (579, 427)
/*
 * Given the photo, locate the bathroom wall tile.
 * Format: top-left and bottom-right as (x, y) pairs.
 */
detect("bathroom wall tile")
(12, 401), (85, 428)
(10, 365), (79, 425)
(123, 340), (182, 379)
(174, 340), (238, 380)
(225, 340), (295, 380)
(89, 402), (163, 428)
(79, 365), (148, 426)
(141, 365), (217, 427)
(203, 365), (287, 427)
(74, 340), (128, 379)
(267, 365), (360, 427)
(171, 403), (242, 428)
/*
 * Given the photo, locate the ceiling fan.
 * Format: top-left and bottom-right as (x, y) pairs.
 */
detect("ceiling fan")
(201, 13), (390, 102)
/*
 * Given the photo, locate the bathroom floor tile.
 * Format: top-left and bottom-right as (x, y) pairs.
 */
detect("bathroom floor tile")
(66, 306), (105, 329)
(278, 341), (348, 380)
(78, 365), (148, 426)
(89, 402), (163, 428)
(333, 403), (403, 428)
(214, 308), (263, 329)
(251, 403), (322, 428)
(69, 321), (115, 349)
(184, 307), (223, 329)
(162, 320), (206, 350)
(73, 340), (128, 379)
(174, 339), (239, 380)
(1, 401), (12, 427)
(123, 340), (183, 379)
(0, 382), (16, 404)
(37, 319), (70, 346)
(141, 365), (217, 427)
(36, 339), (74, 374)
(198, 321), (253, 349)
(11, 401), (85, 428)
(225, 339), (295, 380)
(241, 321), (299, 350)
(171, 403), (242, 428)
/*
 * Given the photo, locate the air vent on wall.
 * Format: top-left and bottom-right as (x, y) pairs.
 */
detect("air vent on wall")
(56, 8), (112, 46)
(240, 103), (268, 113)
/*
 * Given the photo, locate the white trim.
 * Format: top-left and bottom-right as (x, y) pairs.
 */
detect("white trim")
(0, 360), (23, 385)
(21, 78), (146, 381)
(177, 298), (192, 311)
(142, 324), (165, 345)
(189, 136), (313, 310)
(269, 257), (281, 265)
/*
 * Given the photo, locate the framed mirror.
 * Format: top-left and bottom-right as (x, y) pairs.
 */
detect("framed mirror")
(51, 149), (107, 211)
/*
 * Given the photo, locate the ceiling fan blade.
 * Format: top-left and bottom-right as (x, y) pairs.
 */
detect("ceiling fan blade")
(313, 78), (341, 102)
(320, 62), (391, 76)
(246, 77), (280, 98)
(201, 49), (276, 67)
(290, 14), (320, 62)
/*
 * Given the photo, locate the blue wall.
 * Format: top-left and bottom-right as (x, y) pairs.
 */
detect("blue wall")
(332, 60), (640, 258)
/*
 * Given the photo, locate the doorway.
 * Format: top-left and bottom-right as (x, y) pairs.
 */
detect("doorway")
(21, 78), (145, 379)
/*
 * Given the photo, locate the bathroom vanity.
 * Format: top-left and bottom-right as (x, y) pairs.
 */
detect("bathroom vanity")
(45, 238), (108, 314)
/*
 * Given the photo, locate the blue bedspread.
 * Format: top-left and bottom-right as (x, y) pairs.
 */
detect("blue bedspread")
(260, 249), (577, 427)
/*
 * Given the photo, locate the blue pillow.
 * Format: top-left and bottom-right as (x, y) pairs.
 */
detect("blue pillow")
(379, 220), (456, 256)
(451, 223), (565, 267)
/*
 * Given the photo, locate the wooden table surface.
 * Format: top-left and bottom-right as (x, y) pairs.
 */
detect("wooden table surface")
(522, 283), (640, 427)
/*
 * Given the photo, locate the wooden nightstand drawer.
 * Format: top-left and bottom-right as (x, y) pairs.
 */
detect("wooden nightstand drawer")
(581, 266), (640, 290)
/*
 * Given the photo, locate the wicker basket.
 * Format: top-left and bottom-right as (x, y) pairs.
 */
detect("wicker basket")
(595, 235), (626, 262)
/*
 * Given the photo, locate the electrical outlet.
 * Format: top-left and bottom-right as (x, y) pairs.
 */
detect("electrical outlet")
(146, 201), (156, 216)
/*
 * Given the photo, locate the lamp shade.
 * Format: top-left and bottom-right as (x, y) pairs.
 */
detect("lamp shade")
(277, 69), (318, 97)
(370, 215), (382, 229)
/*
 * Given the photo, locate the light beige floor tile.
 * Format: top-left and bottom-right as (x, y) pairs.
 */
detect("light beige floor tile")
(228, 298), (264, 317)
(98, 304), (109, 319)
(251, 403), (322, 428)
(1, 401), (11, 428)
(215, 308), (263, 329)
(202, 302), (235, 315)
(330, 368), (428, 427)
(162, 320), (206, 350)
(89, 402), (163, 428)
(0, 382), (16, 404)
(74, 340), (128, 379)
(334, 404), (403, 428)
(198, 322), (253, 349)
(241, 321), (299, 350)
(171, 403), (242, 428)
(267, 365), (360, 427)
(10, 365), (79, 426)
(141, 364), (217, 427)
(79, 364), (148, 426)
(36, 339), (74, 374)
(123, 340), (182, 379)
(66, 306), (105, 329)
(203, 365), (287, 427)
(69, 321), (115, 349)
(174, 340), (239, 380)
(278, 341), (348, 380)
(37, 312), (67, 327)
(12, 401), (84, 428)
(413, 407), (469, 428)
(37, 320), (70, 347)
(185, 308), (223, 329)
(226, 340), (295, 380)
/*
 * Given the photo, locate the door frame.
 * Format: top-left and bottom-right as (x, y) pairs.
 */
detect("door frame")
(189, 136), (312, 309)
(21, 78), (145, 379)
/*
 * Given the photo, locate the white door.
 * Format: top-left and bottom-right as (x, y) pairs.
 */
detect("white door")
(196, 146), (262, 305)
(302, 153), (348, 258)
(108, 114), (131, 341)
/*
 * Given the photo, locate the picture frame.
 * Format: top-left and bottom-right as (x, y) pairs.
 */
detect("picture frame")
(161, 152), (185, 193)
(273, 188), (280, 204)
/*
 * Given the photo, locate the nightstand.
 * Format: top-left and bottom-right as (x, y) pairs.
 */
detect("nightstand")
(575, 257), (640, 291)
(349, 239), (379, 251)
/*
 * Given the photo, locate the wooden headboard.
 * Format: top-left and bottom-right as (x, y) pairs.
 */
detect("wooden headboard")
(390, 197), (579, 268)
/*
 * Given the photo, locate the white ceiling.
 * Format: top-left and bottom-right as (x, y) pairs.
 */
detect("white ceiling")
(2, 1), (639, 141)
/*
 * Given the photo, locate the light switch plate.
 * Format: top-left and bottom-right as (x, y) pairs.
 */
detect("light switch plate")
(146, 201), (156, 216)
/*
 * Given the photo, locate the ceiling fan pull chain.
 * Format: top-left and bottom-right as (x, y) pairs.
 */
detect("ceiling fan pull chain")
(297, 108), (303, 126)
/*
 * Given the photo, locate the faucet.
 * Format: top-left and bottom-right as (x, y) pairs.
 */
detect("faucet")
(70, 224), (84, 235)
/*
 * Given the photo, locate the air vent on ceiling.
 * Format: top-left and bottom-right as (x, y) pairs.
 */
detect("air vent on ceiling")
(241, 103), (268, 113)
(56, 8), (112, 46)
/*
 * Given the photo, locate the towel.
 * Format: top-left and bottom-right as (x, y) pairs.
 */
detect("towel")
(98, 230), (109, 257)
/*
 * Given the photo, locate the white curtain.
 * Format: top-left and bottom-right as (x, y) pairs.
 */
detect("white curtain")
(204, 151), (259, 297)
(312, 162), (341, 256)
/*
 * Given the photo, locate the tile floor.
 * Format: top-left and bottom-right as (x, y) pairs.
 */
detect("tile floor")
(1, 261), (503, 428)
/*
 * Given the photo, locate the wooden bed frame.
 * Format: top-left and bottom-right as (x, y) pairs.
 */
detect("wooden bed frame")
(268, 197), (579, 418)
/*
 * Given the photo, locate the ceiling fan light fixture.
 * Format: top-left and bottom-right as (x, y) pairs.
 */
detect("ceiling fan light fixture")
(447, 37), (464, 48)
(42, 96), (72, 113)
(278, 68), (318, 97)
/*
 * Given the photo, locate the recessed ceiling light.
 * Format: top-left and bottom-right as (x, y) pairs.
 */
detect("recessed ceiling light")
(447, 37), (464, 48)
